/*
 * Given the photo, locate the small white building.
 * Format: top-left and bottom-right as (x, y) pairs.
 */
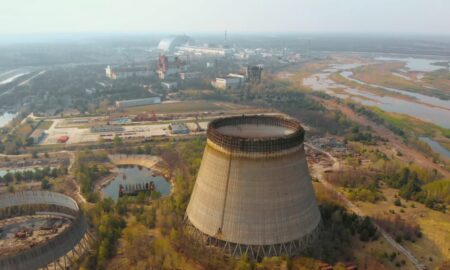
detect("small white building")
(228, 73), (246, 82)
(212, 74), (245, 90)
(105, 65), (153, 80)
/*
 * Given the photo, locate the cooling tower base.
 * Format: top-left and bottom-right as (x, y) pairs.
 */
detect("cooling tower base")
(185, 219), (321, 260)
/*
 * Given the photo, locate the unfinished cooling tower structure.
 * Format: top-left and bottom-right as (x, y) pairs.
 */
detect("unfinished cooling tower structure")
(185, 115), (321, 259)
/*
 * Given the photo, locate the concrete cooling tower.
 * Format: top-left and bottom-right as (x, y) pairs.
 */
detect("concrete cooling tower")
(185, 115), (321, 259)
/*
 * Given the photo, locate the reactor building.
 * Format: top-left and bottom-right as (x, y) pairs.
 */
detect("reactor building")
(158, 35), (193, 52)
(185, 115), (321, 259)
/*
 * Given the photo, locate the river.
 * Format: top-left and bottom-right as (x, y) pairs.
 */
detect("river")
(303, 63), (450, 128)
(419, 137), (450, 159)
(375, 57), (449, 72)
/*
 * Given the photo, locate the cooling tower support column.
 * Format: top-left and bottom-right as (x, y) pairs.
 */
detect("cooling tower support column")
(218, 150), (233, 236)
(185, 115), (322, 259)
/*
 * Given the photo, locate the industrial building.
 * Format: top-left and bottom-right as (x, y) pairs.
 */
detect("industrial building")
(90, 125), (125, 133)
(185, 115), (321, 259)
(28, 129), (46, 144)
(156, 55), (186, 80)
(179, 72), (202, 80)
(161, 81), (178, 90)
(169, 123), (189, 134)
(115, 97), (161, 108)
(211, 75), (244, 89)
(177, 45), (232, 57)
(105, 65), (153, 80)
(228, 73), (246, 82)
(158, 35), (193, 52)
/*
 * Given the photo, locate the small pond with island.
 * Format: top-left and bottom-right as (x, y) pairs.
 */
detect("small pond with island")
(101, 165), (171, 201)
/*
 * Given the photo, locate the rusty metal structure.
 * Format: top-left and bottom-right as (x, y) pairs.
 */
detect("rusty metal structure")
(0, 191), (93, 270)
(185, 115), (321, 259)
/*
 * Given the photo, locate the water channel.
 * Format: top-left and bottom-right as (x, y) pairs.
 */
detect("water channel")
(419, 137), (450, 159)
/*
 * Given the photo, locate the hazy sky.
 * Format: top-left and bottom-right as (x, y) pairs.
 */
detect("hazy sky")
(1, 0), (450, 35)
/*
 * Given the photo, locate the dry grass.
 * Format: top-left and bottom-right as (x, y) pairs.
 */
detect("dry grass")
(422, 70), (450, 97)
(351, 236), (415, 270)
(278, 61), (330, 92)
(329, 72), (409, 100)
(354, 187), (450, 270)
(123, 101), (229, 114)
(312, 182), (408, 270)
(36, 120), (54, 130)
(352, 62), (450, 99)
(106, 215), (203, 270)
(353, 62), (423, 90)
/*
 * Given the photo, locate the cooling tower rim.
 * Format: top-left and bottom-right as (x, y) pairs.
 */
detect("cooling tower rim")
(207, 115), (304, 153)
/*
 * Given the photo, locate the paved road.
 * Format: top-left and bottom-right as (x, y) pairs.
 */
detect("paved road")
(305, 143), (426, 270)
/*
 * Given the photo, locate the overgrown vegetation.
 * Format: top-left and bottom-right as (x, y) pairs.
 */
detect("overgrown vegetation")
(82, 198), (126, 270)
(73, 150), (110, 202)
(379, 166), (447, 211)
(373, 214), (422, 243)
(422, 179), (450, 205)
(79, 138), (387, 269)
(0, 166), (67, 190)
(349, 102), (450, 163)
(307, 203), (379, 264)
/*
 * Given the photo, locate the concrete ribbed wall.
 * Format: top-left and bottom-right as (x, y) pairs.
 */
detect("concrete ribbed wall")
(0, 191), (79, 211)
(186, 138), (321, 246)
(0, 191), (88, 270)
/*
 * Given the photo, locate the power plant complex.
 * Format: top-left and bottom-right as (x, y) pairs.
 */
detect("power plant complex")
(186, 115), (321, 259)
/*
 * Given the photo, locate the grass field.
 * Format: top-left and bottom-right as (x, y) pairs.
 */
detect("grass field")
(354, 62), (422, 90)
(422, 69), (450, 99)
(370, 106), (450, 142)
(351, 236), (415, 270)
(279, 61), (330, 92)
(369, 107), (445, 137)
(312, 182), (412, 270)
(329, 72), (408, 100)
(36, 120), (53, 130)
(124, 101), (232, 114)
(354, 187), (450, 270)
(352, 62), (450, 100)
